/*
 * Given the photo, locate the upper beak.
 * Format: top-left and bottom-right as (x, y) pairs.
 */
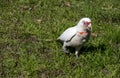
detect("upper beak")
(86, 22), (91, 27)
(86, 22), (92, 31)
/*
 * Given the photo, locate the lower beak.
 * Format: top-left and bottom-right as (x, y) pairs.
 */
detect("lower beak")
(87, 26), (92, 31)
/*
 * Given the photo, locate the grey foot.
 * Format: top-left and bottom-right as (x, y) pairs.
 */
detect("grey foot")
(75, 54), (79, 58)
(62, 49), (70, 53)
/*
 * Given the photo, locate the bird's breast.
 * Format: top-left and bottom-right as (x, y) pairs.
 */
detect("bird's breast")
(67, 31), (90, 47)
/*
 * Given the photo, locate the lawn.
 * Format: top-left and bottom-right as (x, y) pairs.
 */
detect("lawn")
(0, 0), (120, 78)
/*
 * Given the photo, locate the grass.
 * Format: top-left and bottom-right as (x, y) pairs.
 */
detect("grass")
(0, 0), (120, 78)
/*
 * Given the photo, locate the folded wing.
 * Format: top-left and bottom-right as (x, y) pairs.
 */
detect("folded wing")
(57, 27), (77, 42)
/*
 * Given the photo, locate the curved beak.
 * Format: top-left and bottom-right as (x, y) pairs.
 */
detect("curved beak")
(86, 22), (91, 27)
(87, 26), (92, 31)
(86, 22), (92, 31)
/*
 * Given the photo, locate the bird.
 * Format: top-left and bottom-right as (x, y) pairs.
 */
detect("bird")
(57, 17), (92, 58)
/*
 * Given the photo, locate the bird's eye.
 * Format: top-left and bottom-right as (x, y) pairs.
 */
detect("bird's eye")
(84, 22), (86, 25)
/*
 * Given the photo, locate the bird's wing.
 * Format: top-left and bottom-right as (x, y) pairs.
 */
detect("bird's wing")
(57, 27), (77, 42)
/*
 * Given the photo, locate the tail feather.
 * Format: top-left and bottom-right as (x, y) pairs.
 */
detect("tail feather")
(56, 38), (63, 45)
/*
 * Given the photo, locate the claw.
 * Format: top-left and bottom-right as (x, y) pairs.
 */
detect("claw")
(62, 48), (70, 53)
(62, 42), (70, 53)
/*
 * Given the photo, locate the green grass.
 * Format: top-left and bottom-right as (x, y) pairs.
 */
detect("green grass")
(0, 0), (120, 78)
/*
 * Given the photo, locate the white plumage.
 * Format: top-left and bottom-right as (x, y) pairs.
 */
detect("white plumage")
(58, 27), (77, 42)
(57, 17), (92, 58)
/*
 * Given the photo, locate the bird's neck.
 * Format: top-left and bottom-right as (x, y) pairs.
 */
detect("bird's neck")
(75, 25), (87, 31)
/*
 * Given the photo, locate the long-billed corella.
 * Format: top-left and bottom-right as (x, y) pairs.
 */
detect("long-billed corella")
(57, 18), (92, 58)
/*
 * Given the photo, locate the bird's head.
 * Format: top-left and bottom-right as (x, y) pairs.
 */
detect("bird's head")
(77, 17), (92, 31)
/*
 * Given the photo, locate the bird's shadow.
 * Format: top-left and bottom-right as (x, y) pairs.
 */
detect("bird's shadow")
(66, 44), (106, 55)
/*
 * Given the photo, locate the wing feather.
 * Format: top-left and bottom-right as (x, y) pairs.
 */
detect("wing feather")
(57, 27), (77, 42)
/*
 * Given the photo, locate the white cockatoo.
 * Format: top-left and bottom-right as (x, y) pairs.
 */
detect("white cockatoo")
(57, 17), (92, 58)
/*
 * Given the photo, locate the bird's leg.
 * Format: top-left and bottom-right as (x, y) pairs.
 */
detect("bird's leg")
(62, 45), (69, 53)
(62, 42), (70, 53)
(75, 50), (79, 58)
(75, 47), (81, 58)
